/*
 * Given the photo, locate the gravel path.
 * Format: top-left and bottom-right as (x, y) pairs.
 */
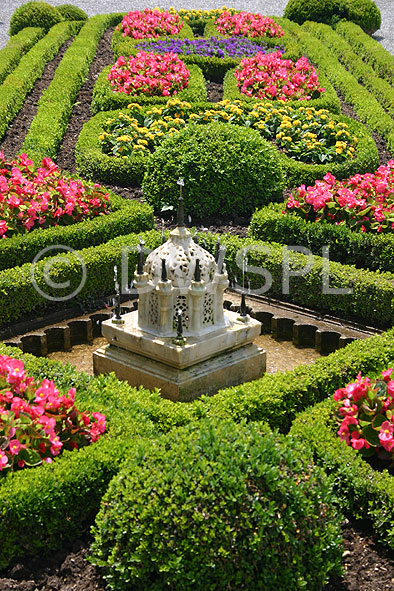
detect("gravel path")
(0, 0), (393, 54)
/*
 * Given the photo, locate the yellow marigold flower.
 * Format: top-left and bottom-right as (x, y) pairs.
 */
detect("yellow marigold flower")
(99, 134), (105, 141)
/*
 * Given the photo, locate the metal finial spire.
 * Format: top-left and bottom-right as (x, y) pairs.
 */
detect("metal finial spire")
(240, 292), (247, 317)
(194, 258), (201, 282)
(161, 258), (167, 282)
(177, 178), (185, 227)
(176, 309), (183, 338)
(214, 238), (221, 262)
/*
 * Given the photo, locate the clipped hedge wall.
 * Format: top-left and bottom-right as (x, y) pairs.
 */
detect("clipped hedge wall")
(249, 203), (394, 273)
(302, 20), (394, 121)
(0, 21), (77, 141)
(0, 27), (44, 86)
(91, 63), (206, 114)
(9, 1), (62, 36)
(2, 229), (394, 329)
(0, 194), (153, 272)
(283, 19), (394, 151)
(223, 66), (341, 113)
(290, 397), (394, 549)
(336, 20), (394, 83)
(22, 13), (123, 166)
(91, 420), (342, 591)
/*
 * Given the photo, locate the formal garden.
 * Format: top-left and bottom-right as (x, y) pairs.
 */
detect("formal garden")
(1, 0), (394, 589)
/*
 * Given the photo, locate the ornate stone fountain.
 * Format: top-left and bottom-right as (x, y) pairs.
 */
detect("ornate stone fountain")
(93, 197), (266, 401)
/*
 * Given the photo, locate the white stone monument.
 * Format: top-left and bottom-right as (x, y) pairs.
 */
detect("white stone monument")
(93, 195), (266, 401)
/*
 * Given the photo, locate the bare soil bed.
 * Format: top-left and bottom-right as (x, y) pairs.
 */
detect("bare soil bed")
(1, 26), (394, 591)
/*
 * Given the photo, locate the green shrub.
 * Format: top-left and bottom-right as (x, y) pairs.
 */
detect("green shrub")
(290, 397), (394, 548)
(56, 3), (88, 21)
(249, 203), (394, 273)
(0, 27), (44, 85)
(91, 63), (206, 114)
(142, 123), (285, 218)
(9, 1), (62, 35)
(90, 420), (342, 591)
(284, 0), (380, 33)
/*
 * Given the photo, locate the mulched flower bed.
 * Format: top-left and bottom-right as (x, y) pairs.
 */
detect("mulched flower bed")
(1, 24), (394, 590)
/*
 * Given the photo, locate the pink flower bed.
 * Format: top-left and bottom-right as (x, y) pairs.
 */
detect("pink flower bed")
(214, 11), (284, 38)
(235, 51), (324, 101)
(117, 8), (183, 39)
(108, 52), (190, 97)
(334, 369), (394, 461)
(286, 160), (394, 233)
(0, 153), (109, 239)
(0, 355), (106, 473)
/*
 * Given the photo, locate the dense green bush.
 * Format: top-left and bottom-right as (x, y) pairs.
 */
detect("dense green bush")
(0, 22), (76, 141)
(9, 1), (62, 35)
(0, 27), (44, 85)
(56, 3), (88, 21)
(90, 420), (343, 591)
(91, 63), (206, 114)
(249, 203), (394, 273)
(290, 397), (394, 548)
(0, 194), (153, 271)
(284, 0), (381, 33)
(142, 122), (285, 218)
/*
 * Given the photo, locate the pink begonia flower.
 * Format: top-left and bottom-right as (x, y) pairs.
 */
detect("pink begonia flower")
(92, 412), (106, 434)
(0, 451), (8, 470)
(350, 431), (369, 450)
(8, 439), (24, 455)
(382, 368), (393, 381)
(379, 421), (394, 443)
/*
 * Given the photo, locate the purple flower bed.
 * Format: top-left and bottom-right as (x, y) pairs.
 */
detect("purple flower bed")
(134, 36), (285, 59)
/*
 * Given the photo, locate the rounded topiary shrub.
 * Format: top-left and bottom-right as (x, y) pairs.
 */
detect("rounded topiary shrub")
(142, 122), (285, 218)
(56, 3), (88, 21)
(90, 420), (343, 591)
(9, 1), (63, 35)
(284, 0), (381, 32)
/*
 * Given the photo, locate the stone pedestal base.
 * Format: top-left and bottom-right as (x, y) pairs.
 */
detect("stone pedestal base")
(93, 342), (266, 402)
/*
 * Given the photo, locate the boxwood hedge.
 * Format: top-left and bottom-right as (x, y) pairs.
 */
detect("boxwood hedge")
(0, 27), (44, 86)
(2, 230), (394, 329)
(249, 203), (394, 273)
(91, 63), (207, 114)
(290, 396), (394, 549)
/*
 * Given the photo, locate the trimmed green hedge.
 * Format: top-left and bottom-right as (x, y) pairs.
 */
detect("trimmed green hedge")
(0, 27), (44, 86)
(283, 19), (394, 151)
(9, 1), (63, 36)
(0, 193), (153, 272)
(302, 20), (394, 121)
(0, 21), (77, 141)
(249, 203), (394, 273)
(91, 63), (207, 114)
(111, 21), (194, 57)
(22, 14), (123, 166)
(76, 106), (374, 189)
(2, 229), (394, 329)
(223, 66), (341, 113)
(290, 397), (394, 549)
(336, 20), (394, 83)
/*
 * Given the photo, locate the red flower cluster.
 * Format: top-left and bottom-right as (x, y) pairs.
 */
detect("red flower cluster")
(117, 8), (183, 39)
(286, 160), (394, 233)
(108, 52), (190, 97)
(214, 11), (284, 38)
(334, 369), (394, 461)
(235, 51), (324, 101)
(0, 355), (106, 473)
(0, 153), (109, 239)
